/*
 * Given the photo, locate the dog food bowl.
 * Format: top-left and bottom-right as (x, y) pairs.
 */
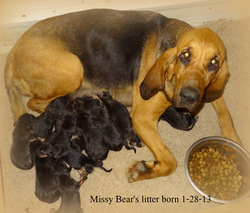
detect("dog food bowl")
(185, 136), (250, 203)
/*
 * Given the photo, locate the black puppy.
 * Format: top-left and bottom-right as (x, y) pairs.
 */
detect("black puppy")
(159, 106), (198, 131)
(39, 100), (111, 173)
(98, 91), (142, 149)
(40, 139), (112, 173)
(32, 95), (70, 138)
(82, 96), (128, 152)
(39, 99), (75, 158)
(38, 130), (71, 158)
(37, 100), (77, 166)
(74, 97), (110, 162)
(55, 169), (82, 213)
(29, 140), (61, 203)
(52, 159), (82, 213)
(10, 113), (36, 170)
(30, 140), (84, 212)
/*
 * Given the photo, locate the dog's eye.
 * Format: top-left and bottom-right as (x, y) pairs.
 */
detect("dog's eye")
(208, 58), (220, 71)
(179, 51), (191, 65)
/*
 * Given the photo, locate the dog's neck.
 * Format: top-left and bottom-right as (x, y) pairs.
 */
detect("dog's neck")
(159, 19), (193, 54)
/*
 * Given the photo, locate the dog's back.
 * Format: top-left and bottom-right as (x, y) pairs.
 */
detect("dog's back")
(21, 9), (172, 88)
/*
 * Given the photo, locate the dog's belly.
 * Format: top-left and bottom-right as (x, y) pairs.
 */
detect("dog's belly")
(75, 78), (133, 107)
(110, 86), (133, 107)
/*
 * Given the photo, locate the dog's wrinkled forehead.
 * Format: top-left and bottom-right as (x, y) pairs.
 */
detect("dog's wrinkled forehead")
(177, 28), (226, 60)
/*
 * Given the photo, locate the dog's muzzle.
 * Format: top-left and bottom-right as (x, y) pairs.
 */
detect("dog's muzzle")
(180, 86), (200, 105)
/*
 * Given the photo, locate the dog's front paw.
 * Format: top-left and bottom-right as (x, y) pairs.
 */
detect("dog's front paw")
(127, 161), (150, 182)
(126, 159), (176, 182)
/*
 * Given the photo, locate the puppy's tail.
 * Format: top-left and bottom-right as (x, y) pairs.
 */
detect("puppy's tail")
(95, 161), (113, 173)
(125, 144), (137, 154)
(4, 56), (27, 121)
(98, 166), (113, 173)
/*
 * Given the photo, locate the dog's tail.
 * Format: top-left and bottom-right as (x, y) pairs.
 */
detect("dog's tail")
(4, 56), (27, 121)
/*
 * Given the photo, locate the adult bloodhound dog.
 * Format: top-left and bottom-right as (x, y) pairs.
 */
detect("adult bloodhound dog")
(4, 9), (241, 182)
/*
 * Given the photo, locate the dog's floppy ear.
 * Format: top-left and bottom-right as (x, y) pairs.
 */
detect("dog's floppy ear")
(202, 61), (230, 102)
(140, 47), (177, 100)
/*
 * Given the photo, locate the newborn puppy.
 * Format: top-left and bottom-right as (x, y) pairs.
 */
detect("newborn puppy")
(58, 148), (112, 173)
(159, 106), (197, 131)
(39, 130), (71, 158)
(52, 159), (82, 213)
(69, 137), (86, 153)
(98, 91), (142, 149)
(74, 98), (109, 162)
(38, 100), (76, 162)
(82, 96), (126, 152)
(32, 95), (70, 138)
(39, 99), (76, 159)
(29, 140), (61, 203)
(39, 100), (111, 173)
(10, 113), (36, 170)
(55, 99), (76, 135)
(41, 140), (111, 173)
(31, 140), (85, 210)
(55, 169), (82, 213)
(55, 190), (82, 213)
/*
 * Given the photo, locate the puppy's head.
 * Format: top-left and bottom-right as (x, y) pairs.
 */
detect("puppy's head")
(13, 113), (35, 139)
(14, 113), (35, 129)
(45, 95), (71, 118)
(140, 28), (229, 113)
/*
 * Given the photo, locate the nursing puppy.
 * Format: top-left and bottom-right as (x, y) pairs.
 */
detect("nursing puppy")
(76, 94), (138, 153)
(52, 159), (82, 213)
(10, 113), (36, 170)
(39, 99), (111, 173)
(31, 140), (83, 212)
(29, 140), (61, 203)
(74, 98), (110, 163)
(82, 96), (127, 151)
(32, 95), (70, 138)
(40, 140), (112, 173)
(55, 190), (82, 213)
(98, 91), (142, 149)
(53, 176), (82, 213)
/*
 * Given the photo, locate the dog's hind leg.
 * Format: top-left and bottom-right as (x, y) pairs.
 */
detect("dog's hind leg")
(4, 59), (27, 121)
(27, 97), (59, 114)
(5, 36), (84, 121)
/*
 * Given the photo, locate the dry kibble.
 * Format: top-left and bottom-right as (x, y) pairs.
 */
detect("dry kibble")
(188, 147), (242, 200)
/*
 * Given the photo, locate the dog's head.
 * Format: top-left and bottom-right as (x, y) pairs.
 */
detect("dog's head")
(140, 28), (229, 113)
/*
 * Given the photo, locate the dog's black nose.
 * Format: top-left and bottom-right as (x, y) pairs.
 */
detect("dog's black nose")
(180, 87), (200, 104)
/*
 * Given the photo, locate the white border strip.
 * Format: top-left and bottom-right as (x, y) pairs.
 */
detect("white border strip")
(1, 0), (248, 28)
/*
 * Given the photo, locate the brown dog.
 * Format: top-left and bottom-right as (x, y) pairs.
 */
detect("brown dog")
(4, 9), (241, 182)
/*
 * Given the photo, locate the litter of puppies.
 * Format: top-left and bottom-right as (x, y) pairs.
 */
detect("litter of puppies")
(10, 91), (142, 213)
